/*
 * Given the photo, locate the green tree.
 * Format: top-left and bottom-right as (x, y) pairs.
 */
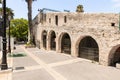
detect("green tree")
(76, 4), (84, 13)
(25, 0), (36, 44)
(7, 18), (28, 41)
(0, 0), (1, 3)
(0, 7), (14, 18)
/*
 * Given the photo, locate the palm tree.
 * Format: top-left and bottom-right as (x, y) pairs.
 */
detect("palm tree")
(0, 7), (14, 25)
(76, 4), (84, 13)
(6, 7), (14, 18)
(25, 0), (36, 44)
(0, 7), (14, 21)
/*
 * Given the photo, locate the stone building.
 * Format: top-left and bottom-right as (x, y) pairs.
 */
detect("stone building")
(32, 12), (120, 67)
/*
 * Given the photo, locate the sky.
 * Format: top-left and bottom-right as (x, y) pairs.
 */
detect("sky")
(3, 0), (120, 19)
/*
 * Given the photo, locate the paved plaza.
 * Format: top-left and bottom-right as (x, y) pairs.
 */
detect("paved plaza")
(0, 45), (120, 80)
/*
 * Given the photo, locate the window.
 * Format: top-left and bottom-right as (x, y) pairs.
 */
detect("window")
(49, 18), (51, 23)
(55, 15), (58, 25)
(64, 16), (67, 23)
(111, 23), (115, 26)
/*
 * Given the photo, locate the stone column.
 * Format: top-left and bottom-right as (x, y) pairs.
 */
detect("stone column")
(40, 40), (44, 49)
(56, 36), (61, 53)
(99, 49), (110, 66)
(71, 41), (78, 57)
(47, 35), (51, 51)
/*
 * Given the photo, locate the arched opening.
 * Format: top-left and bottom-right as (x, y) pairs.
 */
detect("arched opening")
(61, 33), (71, 54)
(78, 36), (99, 62)
(109, 47), (120, 67)
(50, 31), (56, 50)
(42, 30), (47, 49)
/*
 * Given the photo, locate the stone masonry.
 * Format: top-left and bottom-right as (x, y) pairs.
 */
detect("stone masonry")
(32, 12), (120, 66)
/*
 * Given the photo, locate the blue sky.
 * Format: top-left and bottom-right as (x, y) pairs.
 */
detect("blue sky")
(4, 0), (120, 19)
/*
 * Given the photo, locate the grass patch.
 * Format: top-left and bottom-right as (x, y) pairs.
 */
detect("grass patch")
(8, 53), (27, 57)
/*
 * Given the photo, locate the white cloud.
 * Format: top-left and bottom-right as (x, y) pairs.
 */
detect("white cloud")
(112, 0), (120, 2)
(114, 3), (120, 7)
(112, 0), (120, 8)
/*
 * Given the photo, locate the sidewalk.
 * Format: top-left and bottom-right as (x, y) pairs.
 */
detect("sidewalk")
(1, 45), (120, 80)
(0, 52), (13, 80)
(14, 45), (120, 80)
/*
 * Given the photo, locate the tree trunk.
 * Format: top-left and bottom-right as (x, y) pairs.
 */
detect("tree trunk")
(27, 0), (33, 43)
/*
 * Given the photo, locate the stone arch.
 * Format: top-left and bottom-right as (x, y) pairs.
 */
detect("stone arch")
(76, 36), (99, 62)
(41, 30), (47, 49)
(108, 44), (120, 66)
(58, 32), (71, 54)
(48, 30), (56, 50)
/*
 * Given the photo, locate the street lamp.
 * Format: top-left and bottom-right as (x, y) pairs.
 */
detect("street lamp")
(1, 0), (8, 70)
(8, 16), (11, 53)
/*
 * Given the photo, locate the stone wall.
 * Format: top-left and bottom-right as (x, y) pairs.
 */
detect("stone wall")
(41, 12), (119, 27)
(33, 12), (120, 66)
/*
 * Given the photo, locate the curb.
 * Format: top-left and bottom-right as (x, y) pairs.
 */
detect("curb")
(0, 68), (13, 74)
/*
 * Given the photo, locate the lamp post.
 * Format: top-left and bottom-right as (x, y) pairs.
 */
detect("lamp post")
(8, 16), (11, 53)
(1, 0), (8, 70)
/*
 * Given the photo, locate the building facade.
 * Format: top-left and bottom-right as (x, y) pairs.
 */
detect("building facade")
(33, 12), (120, 67)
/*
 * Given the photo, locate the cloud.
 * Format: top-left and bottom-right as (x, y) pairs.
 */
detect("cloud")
(112, 0), (120, 8)
(114, 3), (120, 7)
(112, 0), (120, 2)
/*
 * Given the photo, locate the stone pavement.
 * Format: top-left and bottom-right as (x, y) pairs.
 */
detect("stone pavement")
(1, 44), (120, 80)
(0, 51), (13, 80)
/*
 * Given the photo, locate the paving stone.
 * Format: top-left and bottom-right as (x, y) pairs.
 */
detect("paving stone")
(12, 46), (39, 68)
(30, 51), (74, 64)
(53, 61), (120, 80)
(12, 45), (120, 80)
(13, 69), (55, 80)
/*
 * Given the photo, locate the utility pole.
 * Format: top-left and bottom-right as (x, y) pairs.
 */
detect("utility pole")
(1, 0), (8, 70)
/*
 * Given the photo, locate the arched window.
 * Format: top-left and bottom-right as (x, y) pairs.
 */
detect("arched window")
(61, 33), (71, 54)
(78, 36), (99, 62)
(109, 47), (120, 67)
(50, 31), (56, 50)
(42, 30), (47, 49)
